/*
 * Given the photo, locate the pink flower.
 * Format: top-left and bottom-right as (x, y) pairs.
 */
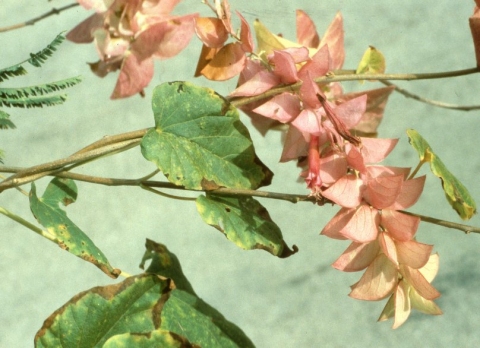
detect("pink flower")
(67, 0), (198, 98)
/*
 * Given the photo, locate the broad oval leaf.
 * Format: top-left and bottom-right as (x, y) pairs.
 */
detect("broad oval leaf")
(141, 81), (272, 190)
(196, 194), (297, 258)
(407, 129), (477, 220)
(356, 46), (386, 77)
(29, 178), (120, 278)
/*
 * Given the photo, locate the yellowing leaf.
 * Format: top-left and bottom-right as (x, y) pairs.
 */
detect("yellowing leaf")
(407, 129), (477, 220)
(356, 46), (386, 79)
(253, 19), (302, 56)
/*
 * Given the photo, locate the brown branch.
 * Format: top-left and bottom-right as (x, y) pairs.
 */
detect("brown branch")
(380, 80), (480, 111)
(401, 211), (480, 234)
(0, 3), (79, 33)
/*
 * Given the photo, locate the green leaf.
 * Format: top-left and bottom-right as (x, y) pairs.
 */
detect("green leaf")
(407, 129), (477, 220)
(34, 274), (171, 348)
(103, 330), (196, 348)
(0, 76), (82, 99)
(0, 110), (15, 129)
(143, 240), (255, 348)
(36, 240), (255, 348)
(356, 46), (386, 78)
(0, 64), (27, 83)
(141, 81), (272, 190)
(196, 194), (297, 257)
(29, 178), (120, 278)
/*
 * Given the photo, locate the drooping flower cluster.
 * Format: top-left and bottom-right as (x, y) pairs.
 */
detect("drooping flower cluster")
(226, 7), (442, 328)
(67, 0), (198, 98)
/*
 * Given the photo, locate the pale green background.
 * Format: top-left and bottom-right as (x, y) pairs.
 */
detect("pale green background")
(2, 1), (480, 347)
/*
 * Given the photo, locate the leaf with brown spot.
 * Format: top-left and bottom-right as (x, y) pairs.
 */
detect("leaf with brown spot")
(196, 194), (297, 257)
(29, 178), (120, 278)
(141, 82), (272, 190)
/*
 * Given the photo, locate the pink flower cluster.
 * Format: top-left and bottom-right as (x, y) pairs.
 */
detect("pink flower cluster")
(67, 0), (198, 98)
(229, 9), (442, 327)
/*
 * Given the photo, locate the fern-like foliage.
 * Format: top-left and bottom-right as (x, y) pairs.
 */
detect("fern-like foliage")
(27, 33), (65, 68)
(0, 110), (15, 129)
(0, 65), (28, 83)
(0, 76), (82, 108)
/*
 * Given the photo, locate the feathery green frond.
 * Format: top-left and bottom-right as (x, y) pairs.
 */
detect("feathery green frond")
(0, 94), (67, 108)
(0, 64), (28, 83)
(0, 76), (82, 100)
(0, 110), (16, 129)
(27, 33), (65, 68)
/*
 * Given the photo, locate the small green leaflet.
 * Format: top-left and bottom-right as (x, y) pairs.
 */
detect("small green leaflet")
(407, 129), (477, 220)
(35, 240), (255, 348)
(356, 46), (386, 82)
(141, 81), (272, 190)
(196, 194), (297, 258)
(29, 178), (120, 278)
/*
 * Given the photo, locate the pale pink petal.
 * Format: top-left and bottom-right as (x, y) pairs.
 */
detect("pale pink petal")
(298, 45), (330, 80)
(393, 280), (411, 329)
(419, 253), (440, 283)
(252, 92), (300, 123)
(237, 11), (254, 53)
(93, 28), (129, 57)
(379, 232), (398, 266)
(319, 12), (344, 70)
(237, 58), (263, 83)
(387, 175), (426, 210)
(400, 266), (440, 300)
(321, 174), (363, 208)
(334, 94), (367, 129)
(291, 109), (323, 135)
(133, 13), (198, 60)
(280, 126), (309, 162)
(110, 52), (154, 99)
(320, 207), (354, 240)
(229, 70), (280, 97)
(66, 13), (104, 43)
(381, 210), (420, 242)
(396, 240), (433, 269)
(345, 143), (366, 173)
(280, 47), (310, 63)
(195, 17), (229, 48)
(332, 240), (380, 272)
(319, 153), (348, 185)
(149, 0), (182, 16)
(296, 9), (320, 47)
(339, 204), (380, 243)
(363, 174), (404, 209)
(200, 42), (246, 80)
(299, 72), (322, 109)
(349, 253), (397, 300)
(360, 137), (399, 164)
(366, 165), (410, 180)
(337, 86), (395, 136)
(271, 50), (300, 84)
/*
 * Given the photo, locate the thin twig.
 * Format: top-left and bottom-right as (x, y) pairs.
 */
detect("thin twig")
(229, 67), (480, 107)
(0, 3), (79, 33)
(401, 211), (480, 234)
(0, 206), (55, 241)
(0, 138), (140, 191)
(380, 80), (480, 111)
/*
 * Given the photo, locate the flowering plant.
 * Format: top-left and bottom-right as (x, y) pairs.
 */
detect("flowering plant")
(1, 1), (480, 346)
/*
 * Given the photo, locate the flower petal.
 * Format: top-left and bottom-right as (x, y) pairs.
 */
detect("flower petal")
(66, 13), (104, 43)
(321, 174), (362, 208)
(271, 50), (300, 84)
(321, 207), (353, 240)
(381, 210), (420, 242)
(320, 12), (344, 70)
(396, 240), (433, 269)
(349, 253), (397, 300)
(400, 265), (440, 300)
(296, 9), (320, 47)
(332, 240), (379, 272)
(229, 70), (280, 97)
(339, 204), (380, 243)
(387, 175), (426, 210)
(195, 17), (229, 48)
(334, 94), (367, 129)
(280, 126), (309, 162)
(364, 174), (404, 209)
(200, 42), (246, 80)
(379, 232), (398, 266)
(393, 280), (411, 329)
(252, 92), (300, 123)
(110, 52), (154, 99)
(360, 137), (398, 164)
